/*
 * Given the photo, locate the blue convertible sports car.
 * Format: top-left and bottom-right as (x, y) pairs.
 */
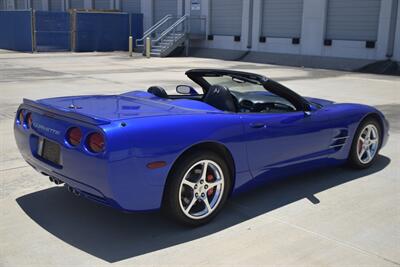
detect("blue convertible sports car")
(14, 69), (389, 225)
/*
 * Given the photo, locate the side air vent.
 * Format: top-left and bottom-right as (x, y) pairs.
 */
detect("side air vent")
(330, 129), (349, 150)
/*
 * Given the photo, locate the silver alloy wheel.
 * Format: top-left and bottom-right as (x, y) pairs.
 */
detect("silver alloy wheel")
(357, 124), (379, 164)
(178, 160), (225, 220)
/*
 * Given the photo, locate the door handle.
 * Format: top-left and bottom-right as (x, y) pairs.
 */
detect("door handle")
(249, 122), (267, 129)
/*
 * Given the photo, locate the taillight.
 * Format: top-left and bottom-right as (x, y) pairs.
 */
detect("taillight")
(66, 127), (82, 146)
(86, 132), (105, 153)
(26, 113), (33, 128)
(18, 110), (24, 125)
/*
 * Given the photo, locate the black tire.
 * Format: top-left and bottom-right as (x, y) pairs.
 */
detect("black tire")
(163, 150), (231, 226)
(348, 117), (381, 169)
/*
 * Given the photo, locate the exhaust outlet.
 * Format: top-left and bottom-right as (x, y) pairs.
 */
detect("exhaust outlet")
(54, 178), (64, 185)
(67, 185), (80, 196)
(49, 177), (64, 185)
(67, 185), (73, 193)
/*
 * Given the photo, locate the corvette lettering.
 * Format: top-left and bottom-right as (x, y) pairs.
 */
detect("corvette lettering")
(32, 122), (61, 135)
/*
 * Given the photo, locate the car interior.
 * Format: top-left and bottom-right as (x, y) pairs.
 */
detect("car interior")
(146, 72), (305, 114)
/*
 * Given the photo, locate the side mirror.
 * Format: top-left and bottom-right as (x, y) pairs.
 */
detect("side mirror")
(304, 103), (317, 116)
(176, 85), (197, 95)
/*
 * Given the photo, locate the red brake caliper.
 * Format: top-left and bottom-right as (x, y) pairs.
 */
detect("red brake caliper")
(206, 174), (214, 197)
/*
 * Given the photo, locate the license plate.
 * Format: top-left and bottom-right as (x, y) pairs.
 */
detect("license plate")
(40, 139), (61, 165)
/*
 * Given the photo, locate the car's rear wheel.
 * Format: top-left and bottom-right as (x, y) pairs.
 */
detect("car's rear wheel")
(348, 118), (381, 169)
(163, 151), (231, 226)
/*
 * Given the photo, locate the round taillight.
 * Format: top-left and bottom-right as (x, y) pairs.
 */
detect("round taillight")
(86, 132), (105, 153)
(26, 113), (33, 128)
(66, 127), (82, 146)
(18, 110), (24, 125)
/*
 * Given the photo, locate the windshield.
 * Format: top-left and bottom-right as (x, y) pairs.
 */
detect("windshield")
(203, 75), (265, 93)
(203, 75), (295, 110)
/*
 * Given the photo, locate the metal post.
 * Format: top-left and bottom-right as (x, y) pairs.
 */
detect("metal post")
(71, 10), (76, 52)
(31, 9), (36, 52)
(129, 36), (133, 57)
(145, 37), (151, 58)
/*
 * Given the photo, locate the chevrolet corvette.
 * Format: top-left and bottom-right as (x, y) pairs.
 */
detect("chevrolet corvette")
(14, 69), (389, 225)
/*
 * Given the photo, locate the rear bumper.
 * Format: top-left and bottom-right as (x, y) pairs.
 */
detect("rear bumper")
(25, 158), (119, 208)
(14, 124), (165, 212)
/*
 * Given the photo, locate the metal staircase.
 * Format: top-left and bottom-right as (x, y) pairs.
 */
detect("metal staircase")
(136, 15), (205, 58)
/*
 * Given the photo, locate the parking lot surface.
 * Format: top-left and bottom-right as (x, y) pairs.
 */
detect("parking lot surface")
(0, 50), (399, 266)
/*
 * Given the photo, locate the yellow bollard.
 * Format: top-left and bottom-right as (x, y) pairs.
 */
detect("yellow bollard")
(128, 36), (133, 57)
(146, 37), (151, 58)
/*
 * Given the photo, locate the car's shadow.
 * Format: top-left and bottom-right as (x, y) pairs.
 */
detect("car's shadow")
(16, 156), (390, 263)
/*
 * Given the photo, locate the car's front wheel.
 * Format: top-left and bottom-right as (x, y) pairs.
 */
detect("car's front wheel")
(348, 118), (381, 169)
(163, 151), (231, 226)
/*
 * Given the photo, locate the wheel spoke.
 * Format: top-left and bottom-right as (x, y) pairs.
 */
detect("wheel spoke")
(200, 161), (208, 180)
(182, 179), (196, 189)
(359, 147), (367, 158)
(366, 149), (372, 161)
(370, 139), (378, 145)
(207, 179), (223, 188)
(366, 127), (372, 139)
(202, 197), (212, 212)
(185, 196), (197, 213)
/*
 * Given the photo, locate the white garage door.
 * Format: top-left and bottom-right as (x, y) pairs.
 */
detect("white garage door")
(69, 0), (84, 9)
(261, 0), (303, 38)
(121, 0), (141, 13)
(210, 0), (242, 36)
(49, 0), (63, 11)
(154, 0), (177, 22)
(94, 0), (110, 10)
(32, 0), (43, 10)
(326, 0), (381, 41)
(15, 0), (27, 9)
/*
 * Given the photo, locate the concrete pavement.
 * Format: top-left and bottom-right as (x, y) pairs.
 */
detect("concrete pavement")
(0, 50), (399, 266)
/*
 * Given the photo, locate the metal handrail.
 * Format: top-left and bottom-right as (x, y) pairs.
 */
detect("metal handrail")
(153, 15), (188, 44)
(136, 14), (173, 46)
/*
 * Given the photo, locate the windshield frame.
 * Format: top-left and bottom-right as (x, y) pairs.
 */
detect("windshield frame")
(186, 69), (311, 111)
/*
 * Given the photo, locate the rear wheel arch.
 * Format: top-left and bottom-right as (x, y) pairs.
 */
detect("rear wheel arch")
(163, 142), (236, 202)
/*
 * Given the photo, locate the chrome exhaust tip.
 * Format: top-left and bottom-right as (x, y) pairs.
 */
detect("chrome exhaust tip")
(54, 178), (64, 185)
(50, 177), (64, 185)
(67, 185), (80, 196)
(67, 185), (73, 193)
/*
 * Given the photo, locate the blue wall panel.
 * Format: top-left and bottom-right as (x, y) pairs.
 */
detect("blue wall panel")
(0, 11), (32, 52)
(35, 11), (70, 52)
(75, 12), (130, 52)
(129, 13), (143, 48)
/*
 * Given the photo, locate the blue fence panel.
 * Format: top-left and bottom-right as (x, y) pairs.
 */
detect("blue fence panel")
(35, 11), (70, 52)
(129, 13), (143, 48)
(75, 12), (130, 52)
(0, 11), (32, 52)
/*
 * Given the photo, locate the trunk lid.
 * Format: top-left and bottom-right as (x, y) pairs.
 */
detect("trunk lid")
(32, 94), (200, 123)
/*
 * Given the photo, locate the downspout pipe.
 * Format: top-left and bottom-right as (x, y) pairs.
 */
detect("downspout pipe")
(247, 0), (254, 49)
(386, 0), (398, 58)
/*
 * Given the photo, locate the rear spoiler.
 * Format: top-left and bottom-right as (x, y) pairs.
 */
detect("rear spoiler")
(23, 98), (111, 125)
